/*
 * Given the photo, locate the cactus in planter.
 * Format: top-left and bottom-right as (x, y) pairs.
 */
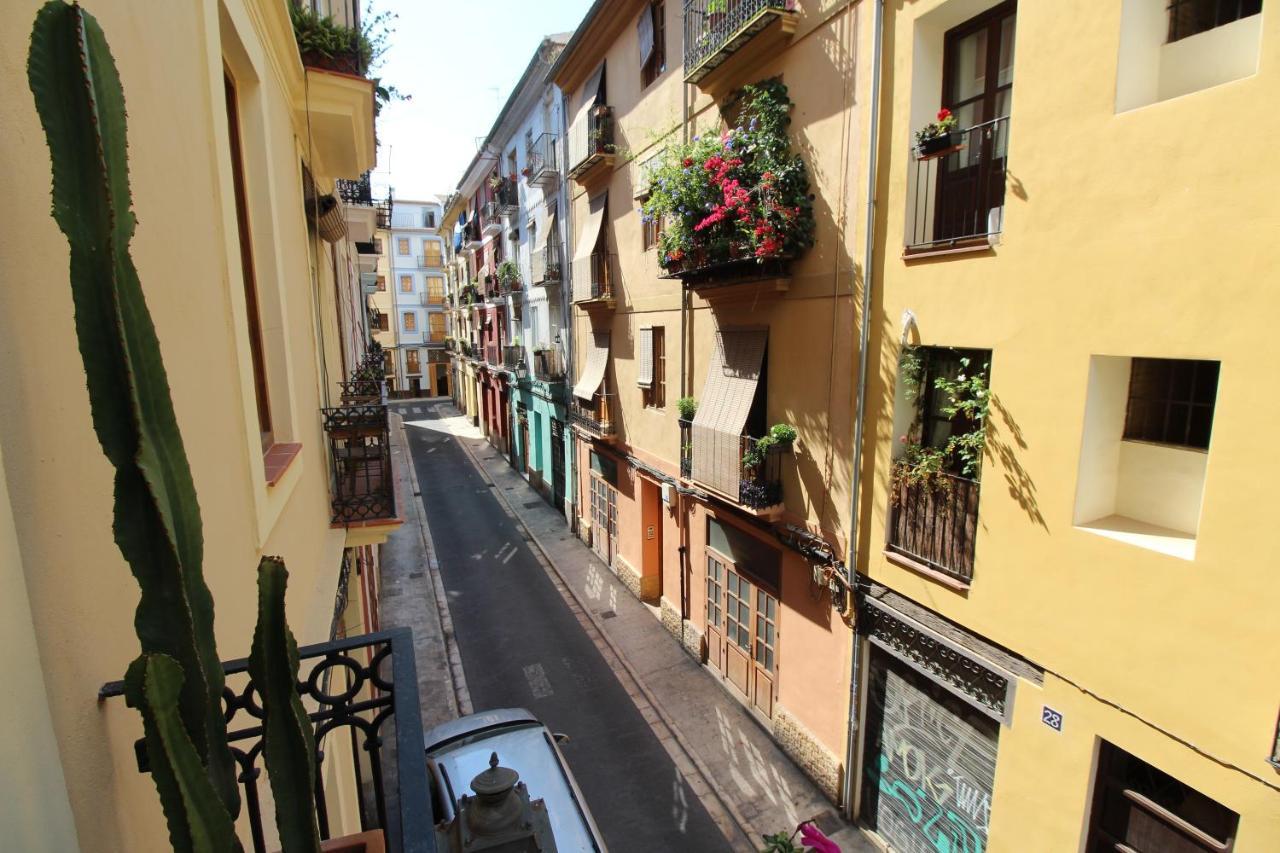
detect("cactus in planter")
(28, 4), (324, 850)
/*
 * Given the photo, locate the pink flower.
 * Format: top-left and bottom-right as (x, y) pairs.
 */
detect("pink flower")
(799, 823), (840, 853)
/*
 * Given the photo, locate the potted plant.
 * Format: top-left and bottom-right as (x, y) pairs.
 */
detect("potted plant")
(914, 107), (962, 159)
(677, 396), (698, 423)
(769, 423), (797, 449)
(497, 259), (521, 290)
(706, 0), (728, 31)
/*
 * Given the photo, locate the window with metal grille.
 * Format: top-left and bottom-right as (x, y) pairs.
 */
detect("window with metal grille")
(1087, 741), (1238, 852)
(1168, 0), (1262, 42)
(1122, 358), (1219, 449)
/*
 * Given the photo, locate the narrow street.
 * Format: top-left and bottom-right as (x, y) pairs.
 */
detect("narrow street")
(396, 401), (732, 852)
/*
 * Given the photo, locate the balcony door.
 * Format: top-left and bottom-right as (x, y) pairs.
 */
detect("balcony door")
(590, 472), (616, 566)
(936, 2), (1015, 243)
(705, 550), (777, 718)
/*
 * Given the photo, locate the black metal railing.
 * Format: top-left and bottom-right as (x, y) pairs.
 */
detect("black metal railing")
(495, 178), (519, 215)
(906, 116), (1010, 252)
(481, 200), (503, 232)
(322, 404), (396, 523)
(527, 132), (559, 185)
(532, 245), (563, 284)
(683, 0), (794, 81)
(679, 422), (783, 508)
(338, 378), (385, 404)
(463, 217), (482, 245)
(503, 344), (526, 374)
(568, 105), (615, 177)
(887, 471), (979, 582)
(337, 172), (374, 206)
(572, 252), (615, 304)
(570, 393), (614, 437)
(533, 347), (566, 382)
(101, 627), (435, 853)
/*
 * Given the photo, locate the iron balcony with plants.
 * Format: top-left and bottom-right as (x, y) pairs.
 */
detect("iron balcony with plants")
(643, 80), (814, 289)
(683, 0), (798, 86)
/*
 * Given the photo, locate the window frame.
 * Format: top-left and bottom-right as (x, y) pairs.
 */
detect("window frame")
(400, 274), (414, 294)
(402, 311), (417, 332)
(641, 1), (666, 89)
(397, 237), (410, 255)
(644, 326), (666, 409)
(1122, 357), (1219, 450)
(1167, 0), (1262, 42)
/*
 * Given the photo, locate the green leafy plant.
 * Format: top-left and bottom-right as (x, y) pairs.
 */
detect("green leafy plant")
(892, 350), (990, 494)
(677, 396), (698, 420)
(769, 423), (797, 446)
(642, 79), (815, 272)
(28, 4), (321, 849)
(497, 259), (521, 288)
(743, 434), (777, 469)
(289, 4), (369, 73)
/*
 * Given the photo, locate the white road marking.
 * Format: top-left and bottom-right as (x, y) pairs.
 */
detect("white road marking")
(523, 663), (553, 699)
(410, 406), (423, 414)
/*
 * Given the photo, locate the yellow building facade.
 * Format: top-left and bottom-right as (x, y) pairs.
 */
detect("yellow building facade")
(0, 1), (400, 849)
(856, 0), (1280, 850)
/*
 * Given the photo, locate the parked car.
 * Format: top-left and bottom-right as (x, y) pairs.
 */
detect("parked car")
(424, 708), (607, 852)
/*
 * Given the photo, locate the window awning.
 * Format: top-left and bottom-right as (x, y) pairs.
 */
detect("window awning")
(572, 193), (607, 303)
(533, 210), (551, 253)
(572, 330), (611, 401)
(571, 61), (605, 136)
(638, 7), (655, 67)
(637, 327), (654, 388)
(691, 329), (768, 497)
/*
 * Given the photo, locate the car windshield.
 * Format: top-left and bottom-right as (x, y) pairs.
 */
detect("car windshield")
(429, 723), (601, 852)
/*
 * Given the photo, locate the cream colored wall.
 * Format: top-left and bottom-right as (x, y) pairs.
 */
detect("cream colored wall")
(0, 449), (80, 851)
(867, 0), (1280, 841)
(0, 1), (356, 848)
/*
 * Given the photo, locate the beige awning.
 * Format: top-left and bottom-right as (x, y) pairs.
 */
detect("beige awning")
(572, 193), (607, 302)
(573, 330), (611, 401)
(637, 327), (654, 388)
(571, 62), (604, 135)
(691, 329), (768, 497)
(533, 210), (551, 253)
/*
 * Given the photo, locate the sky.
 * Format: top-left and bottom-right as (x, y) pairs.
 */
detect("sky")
(367, 0), (595, 203)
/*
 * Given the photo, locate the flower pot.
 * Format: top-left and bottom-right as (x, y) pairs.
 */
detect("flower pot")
(915, 130), (963, 160)
(319, 829), (385, 853)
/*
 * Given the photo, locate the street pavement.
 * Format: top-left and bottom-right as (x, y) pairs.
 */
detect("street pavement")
(396, 401), (731, 851)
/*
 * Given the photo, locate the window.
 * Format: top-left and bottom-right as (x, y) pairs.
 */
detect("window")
(378, 313), (390, 332)
(1168, 0), (1262, 41)
(425, 210), (436, 228)
(644, 327), (666, 409)
(403, 312), (416, 332)
(507, 149), (518, 181)
(400, 275), (413, 293)
(640, 2), (666, 88)
(642, 212), (663, 251)
(424, 240), (442, 267)
(376, 275), (386, 292)
(917, 348), (990, 472)
(427, 277), (445, 304)
(223, 72), (273, 450)
(429, 313), (446, 341)
(1123, 358), (1219, 450)
(383, 350), (393, 375)
(1087, 741), (1239, 852)
(406, 349), (420, 373)
(397, 237), (410, 255)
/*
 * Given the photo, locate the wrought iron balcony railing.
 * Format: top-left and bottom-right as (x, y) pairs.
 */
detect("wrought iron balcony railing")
(887, 470), (979, 582)
(481, 201), (503, 235)
(683, 0), (796, 84)
(101, 627), (435, 853)
(533, 347), (566, 383)
(484, 342), (500, 366)
(338, 378), (386, 404)
(336, 172), (374, 207)
(462, 218), (483, 247)
(532, 245), (563, 284)
(527, 132), (559, 186)
(906, 115), (1010, 253)
(570, 393), (615, 437)
(495, 179), (519, 215)
(567, 105), (615, 179)
(679, 421), (783, 509)
(503, 344), (526, 375)
(416, 254), (444, 269)
(571, 252), (616, 305)
(322, 404), (396, 523)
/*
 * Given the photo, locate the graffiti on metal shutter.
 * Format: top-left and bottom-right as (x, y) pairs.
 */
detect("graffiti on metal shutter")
(864, 652), (998, 853)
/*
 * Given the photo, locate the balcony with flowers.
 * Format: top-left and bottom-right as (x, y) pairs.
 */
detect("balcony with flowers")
(642, 80), (813, 295)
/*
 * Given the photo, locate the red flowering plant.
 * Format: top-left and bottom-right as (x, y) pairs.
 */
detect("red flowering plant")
(914, 107), (960, 151)
(641, 79), (815, 274)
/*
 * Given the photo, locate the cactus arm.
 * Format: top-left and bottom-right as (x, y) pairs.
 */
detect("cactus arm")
(26, 1), (237, 816)
(125, 654), (242, 853)
(249, 557), (322, 853)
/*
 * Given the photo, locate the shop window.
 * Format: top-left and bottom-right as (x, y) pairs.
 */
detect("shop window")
(1116, 0), (1263, 111)
(1087, 741), (1239, 852)
(1074, 355), (1220, 559)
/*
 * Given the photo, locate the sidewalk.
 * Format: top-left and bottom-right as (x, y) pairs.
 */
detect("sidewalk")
(437, 402), (872, 852)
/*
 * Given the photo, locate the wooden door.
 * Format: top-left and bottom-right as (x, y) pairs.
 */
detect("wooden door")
(590, 474), (615, 567)
(752, 586), (777, 717)
(550, 420), (566, 516)
(723, 569), (752, 698)
(705, 554), (725, 679)
(936, 2), (1015, 242)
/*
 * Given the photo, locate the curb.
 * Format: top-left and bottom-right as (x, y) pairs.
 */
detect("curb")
(446, 407), (759, 851)
(392, 413), (473, 718)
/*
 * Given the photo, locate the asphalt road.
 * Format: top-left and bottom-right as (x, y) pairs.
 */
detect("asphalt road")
(398, 402), (729, 852)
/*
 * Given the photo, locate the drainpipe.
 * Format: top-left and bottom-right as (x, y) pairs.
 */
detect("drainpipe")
(842, 0), (884, 819)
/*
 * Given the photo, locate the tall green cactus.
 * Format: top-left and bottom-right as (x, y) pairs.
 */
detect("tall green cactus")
(28, 4), (331, 852)
(250, 557), (322, 853)
(25, 0), (240, 824)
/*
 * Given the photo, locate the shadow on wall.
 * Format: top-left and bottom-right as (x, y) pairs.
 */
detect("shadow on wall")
(986, 393), (1046, 530)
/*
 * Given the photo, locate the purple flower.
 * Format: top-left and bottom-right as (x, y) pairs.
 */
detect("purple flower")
(799, 823), (840, 853)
